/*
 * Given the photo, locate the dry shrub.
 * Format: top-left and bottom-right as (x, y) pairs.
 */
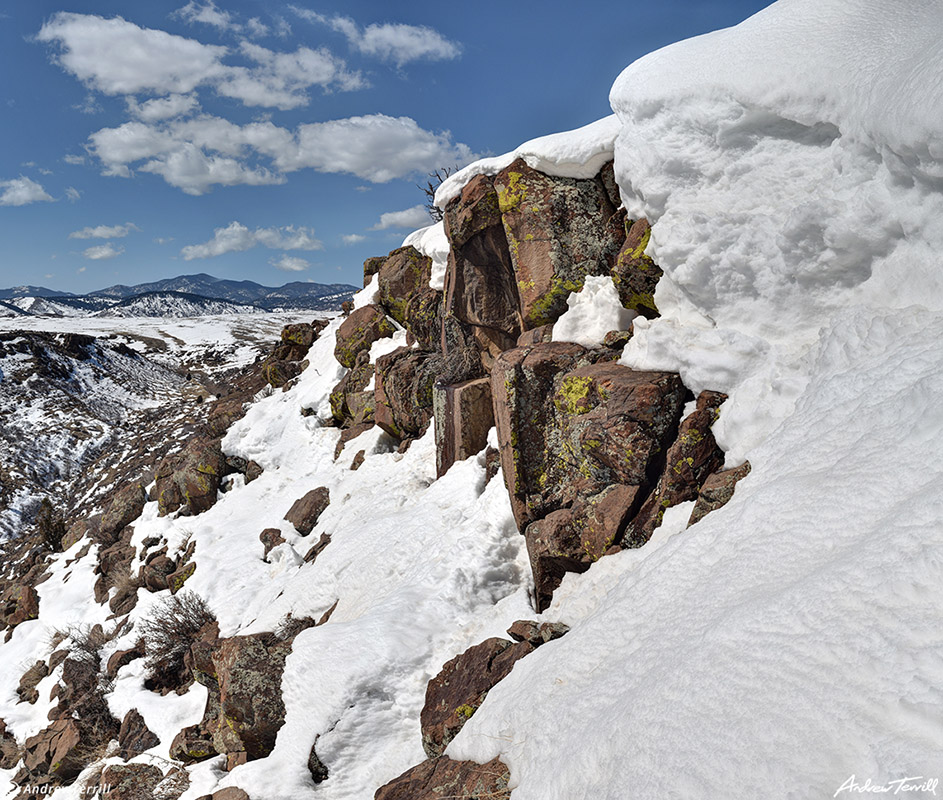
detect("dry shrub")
(140, 591), (216, 691)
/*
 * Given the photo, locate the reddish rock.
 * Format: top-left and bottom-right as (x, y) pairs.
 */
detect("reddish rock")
(494, 158), (624, 329)
(170, 724), (217, 764)
(61, 519), (91, 551)
(168, 561), (197, 594)
(622, 390), (727, 548)
(210, 633), (293, 760)
(22, 718), (83, 782)
(118, 708), (160, 760)
(16, 659), (49, 704)
(333, 422), (375, 460)
(100, 483), (148, 541)
(350, 450), (366, 470)
(156, 437), (228, 517)
(363, 255), (386, 286)
(421, 637), (534, 758)
(105, 642), (145, 679)
(1, 583), (39, 629)
(602, 328), (633, 350)
(374, 348), (440, 439)
(525, 484), (641, 611)
(99, 763), (164, 800)
(442, 173), (522, 357)
(330, 350), (375, 426)
(375, 246), (433, 328)
(280, 322), (317, 348)
(334, 304), (395, 369)
(688, 461), (752, 526)
(260, 528), (286, 560)
(516, 323), (554, 347)
(611, 217), (662, 319)
(141, 554), (176, 592)
(303, 533), (332, 564)
(506, 619), (570, 645)
(284, 487), (330, 536)
(492, 343), (686, 531)
(0, 718), (18, 769)
(375, 756), (511, 800)
(245, 461), (263, 484)
(433, 377), (494, 478)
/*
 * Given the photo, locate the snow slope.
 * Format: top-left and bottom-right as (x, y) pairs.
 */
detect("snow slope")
(2, 1), (942, 798)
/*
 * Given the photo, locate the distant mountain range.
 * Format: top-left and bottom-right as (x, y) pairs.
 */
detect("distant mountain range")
(0, 274), (357, 317)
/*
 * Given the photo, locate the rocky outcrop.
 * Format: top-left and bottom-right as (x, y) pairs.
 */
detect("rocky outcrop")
(375, 246), (441, 349)
(494, 158), (625, 329)
(99, 483), (147, 542)
(156, 437), (229, 517)
(1, 583), (39, 630)
(21, 718), (84, 784)
(99, 763), (165, 800)
(611, 217), (662, 318)
(334, 305), (396, 369)
(117, 708), (159, 760)
(374, 348), (440, 439)
(433, 378), (494, 477)
(688, 461), (752, 526)
(262, 320), (326, 389)
(16, 659), (48, 704)
(375, 756), (511, 800)
(330, 350), (375, 427)
(284, 487), (330, 536)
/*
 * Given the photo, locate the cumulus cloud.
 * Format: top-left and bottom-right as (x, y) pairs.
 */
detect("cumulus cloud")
(38, 12), (362, 110)
(342, 234), (365, 244)
(270, 254), (308, 272)
(171, 1), (240, 34)
(127, 93), (199, 122)
(87, 113), (475, 194)
(65, 187), (81, 202)
(63, 154), (86, 165)
(69, 222), (140, 239)
(181, 221), (322, 259)
(290, 8), (461, 66)
(370, 204), (430, 230)
(0, 176), (54, 206)
(83, 243), (124, 259)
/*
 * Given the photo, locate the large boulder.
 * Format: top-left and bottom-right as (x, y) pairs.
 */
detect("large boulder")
(16, 659), (49, 704)
(376, 246), (432, 326)
(421, 637), (535, 758)
(621, 390), (727, 547)
(610, 217), (663, 319)
(492, 343), (688, 530)
(284, 487), (330, 536)
(375, 756), (511, 800)
(22, 718), (84, 783)
(118, 708), (160, 760)
(99, 483), (147, 541)
(210, 634), (293, 761)
(493, 158), (624, 329)
(156, 438), (228, 517)
(433, 377), (494, 478)
(374, 348), (440, 439)
(329, 350), (375, 427)
(1, 582), (39, 629)
(442, 173), (522, 358)
(334, 304), (396, 369)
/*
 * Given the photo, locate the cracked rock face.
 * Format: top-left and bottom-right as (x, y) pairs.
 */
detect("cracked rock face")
(375, 756), (512, 800)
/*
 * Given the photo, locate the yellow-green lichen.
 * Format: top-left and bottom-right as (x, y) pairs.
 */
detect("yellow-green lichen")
(455, 703), (477, 720)
(497, 171), (526, 214)
(555, 376), (594, 416)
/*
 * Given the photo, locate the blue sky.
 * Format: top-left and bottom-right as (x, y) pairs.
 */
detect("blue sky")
(0, 0), (773, 293)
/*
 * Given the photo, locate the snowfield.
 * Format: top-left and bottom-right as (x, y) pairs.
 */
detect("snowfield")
(2, 0), (943, 797)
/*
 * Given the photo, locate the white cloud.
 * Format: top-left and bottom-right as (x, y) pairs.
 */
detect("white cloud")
(270, 254), (308, 272)
(154, 237), (174, 244)
(63, 154), (86, 165)
(65, 187), (81, 202)
(370, 204), (430, 230)
(77, 266), (87, 273)
(87, 113), (475, 194)
(127, 93), (199, 122)
(342, 233), (366, 244)
(181, 221), (323, 259)
(73, 94), (102, 114)
(83, 243), (124, 260)
(0, 176), (54, 206)
(290, 8), (461, 67)
(39, 168), (53, 176)
(38, 12), (362, 110)
(171, 1), (240, 34)
(69, 222), (139, 239)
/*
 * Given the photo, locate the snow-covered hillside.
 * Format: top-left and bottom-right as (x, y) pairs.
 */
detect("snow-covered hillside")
(1, 1), (941, 799)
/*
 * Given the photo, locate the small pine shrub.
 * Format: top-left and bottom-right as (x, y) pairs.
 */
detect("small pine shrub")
(35, 497), (66, 551)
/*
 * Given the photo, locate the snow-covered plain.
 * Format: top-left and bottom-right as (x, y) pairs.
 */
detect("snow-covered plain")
(3, 0), (943, 798)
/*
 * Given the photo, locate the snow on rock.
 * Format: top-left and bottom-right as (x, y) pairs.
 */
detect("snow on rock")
(435, 115), (621, 208)
(551, 275), (636, 347)
(402, 222), (450, 291)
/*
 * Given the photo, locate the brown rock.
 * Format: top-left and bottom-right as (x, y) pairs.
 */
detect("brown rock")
(100, 483), (148, 541)
(280, 322), (316, 348)
(506, 619), (570, 645)
(22, 718), (83, 782)
(210, 789), (251, 800)
(516, 323), (554, 347)
(260, 528), (286, 560)
(375, 756), (511, 800)
(433, 377), (494, 478)
(168, 561), (197, 594)
(308, 735), (329, 784)
(688, 461), (752, 526)
(106, 642), (145, 679)
(244, 461), (263, 484)
(303, 533), (332, 563)
(333, 422), (375, 460)
(376, 246), (433, 328)
(330, 349), (374, 426)
(494, 158), (623, 329)
(363, 255), (386, 286)
(1, 583), (39, 629)
(622, 390), (727, 548)
(525, 484), (641, 612)
(99, 763), (164, 800)
(16, 660), (49, 704)
(169, 724), (216, 764)
(284, 487), (330, 536)
(350, 450), (366, 470)
(374, 348), (440, 439)
(141, 555), (176, 592)
(611, 217), (662, 319)
(118, 708), (160, 760)
(442, 173), (522, 357)
(334, 304), (395, 369)
(0, 718), (18, 769)
(421, 637), (534, 758)
(156, 438), (228, 517)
